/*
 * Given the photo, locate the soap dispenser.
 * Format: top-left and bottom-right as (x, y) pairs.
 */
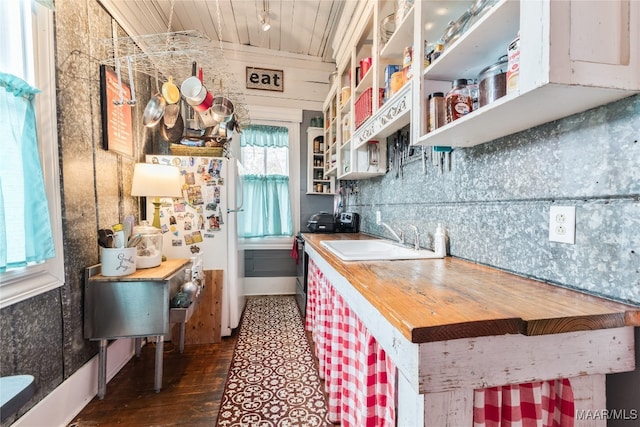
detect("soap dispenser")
(434, 223), (446, 257)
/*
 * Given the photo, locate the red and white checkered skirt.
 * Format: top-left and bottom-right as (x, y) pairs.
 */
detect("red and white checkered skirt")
(305, 259), (574, 427)
(306, 260), (396, 426)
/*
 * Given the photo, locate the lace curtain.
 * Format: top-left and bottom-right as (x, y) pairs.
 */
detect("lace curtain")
(239, 124), (293, 238)
(0, 72), (55, 271)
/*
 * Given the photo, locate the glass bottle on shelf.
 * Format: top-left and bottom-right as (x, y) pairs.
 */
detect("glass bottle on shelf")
(445, 79), (473, 123)
(427, 92), (445, 133)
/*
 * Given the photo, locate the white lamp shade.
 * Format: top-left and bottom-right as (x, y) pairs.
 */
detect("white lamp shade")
(131, 163), (182, 198)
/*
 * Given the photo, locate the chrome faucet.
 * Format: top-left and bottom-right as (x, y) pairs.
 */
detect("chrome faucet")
(410, 225), (420, 250)
(376, 211), (404, 245)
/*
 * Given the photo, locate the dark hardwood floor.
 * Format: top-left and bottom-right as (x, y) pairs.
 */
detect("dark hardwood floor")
(69, 333), (237, 426)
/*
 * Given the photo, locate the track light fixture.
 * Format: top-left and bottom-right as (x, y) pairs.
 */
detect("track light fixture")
(258, 10), (271, 32)
(259, 0), (271, 32)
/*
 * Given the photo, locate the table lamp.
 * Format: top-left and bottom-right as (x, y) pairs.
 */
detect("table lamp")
(131, 163), (182, 229)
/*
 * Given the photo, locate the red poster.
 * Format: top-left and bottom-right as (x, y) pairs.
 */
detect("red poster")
(100, 65), (134, 157)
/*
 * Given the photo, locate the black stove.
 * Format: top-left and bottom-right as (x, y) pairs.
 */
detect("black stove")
(295, 234), (308, 316)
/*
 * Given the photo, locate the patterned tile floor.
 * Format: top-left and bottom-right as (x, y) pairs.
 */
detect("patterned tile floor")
(216, 296), (332, 426)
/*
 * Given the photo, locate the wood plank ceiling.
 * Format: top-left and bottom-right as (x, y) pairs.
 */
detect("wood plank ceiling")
(98, 0), (346, 63)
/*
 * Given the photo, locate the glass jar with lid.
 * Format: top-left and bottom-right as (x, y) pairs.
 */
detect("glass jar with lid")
(132, 221), (163, 268)
(478, 55), (508, 107)
(445, 79), (473, 123)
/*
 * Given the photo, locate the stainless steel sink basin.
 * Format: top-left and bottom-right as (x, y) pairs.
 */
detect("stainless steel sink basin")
(320, 239), (443, 261)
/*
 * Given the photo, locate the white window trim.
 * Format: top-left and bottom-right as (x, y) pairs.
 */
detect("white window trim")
(239, 106), (301, 248)
(0, 2), (64, 309)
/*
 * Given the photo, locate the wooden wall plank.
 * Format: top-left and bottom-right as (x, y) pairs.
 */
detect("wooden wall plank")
(172, 269), (223, 345)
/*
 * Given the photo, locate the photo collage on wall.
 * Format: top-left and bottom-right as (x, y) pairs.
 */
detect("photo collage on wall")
(151, 156), (225, 252)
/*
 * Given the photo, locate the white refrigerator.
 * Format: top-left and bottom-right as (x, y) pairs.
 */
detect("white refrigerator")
(145, 154), (245, 336)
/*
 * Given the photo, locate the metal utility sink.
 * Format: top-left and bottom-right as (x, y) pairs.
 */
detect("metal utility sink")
(320, 239), (443, 261)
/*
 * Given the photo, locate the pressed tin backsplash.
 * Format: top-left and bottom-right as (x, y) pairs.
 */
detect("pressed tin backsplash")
(344, 94), (640, 306)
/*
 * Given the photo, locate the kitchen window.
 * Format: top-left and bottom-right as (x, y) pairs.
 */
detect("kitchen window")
(239, 124), (294, 239)
(0, 0), (64, 308)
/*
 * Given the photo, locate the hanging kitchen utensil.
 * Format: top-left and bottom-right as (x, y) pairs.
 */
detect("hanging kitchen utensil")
(143, 73), (165, 127)
(182, 97), (204, 138)
(114, 57), (125, 106)
(226, 114), (237, 134)
(161, 108), (184, 143)
(334, 186), (345, 216)
(369, 141), (379, 165)
(394, 131), (401, 178)
(163, 103), (180, 128)
(185, 61), (197, 123)
(218, 121), (228, 138)
(161, 76), (180, 104)
(181, 76), (214, 112)
(211, 80), (234, 123)
(433, 146), (452, 173)
(113, 55), (137, 106)
(182, 100), (195, 130)
(197, 107), (218, 128)
(367, 140), (379, 171)
(126, 56), (136, 105)
(142, 94), (166, 127)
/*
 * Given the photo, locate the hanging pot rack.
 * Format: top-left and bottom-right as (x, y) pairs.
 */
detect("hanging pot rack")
(100, 30), (250, 127)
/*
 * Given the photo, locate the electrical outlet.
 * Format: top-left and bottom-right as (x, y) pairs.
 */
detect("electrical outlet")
(549, 206), (576, 244)
(376, 210), (382, 224)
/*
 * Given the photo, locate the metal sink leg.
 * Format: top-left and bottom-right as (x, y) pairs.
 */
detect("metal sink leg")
(97, 339), (107, 399)
(154, 335), (164, 393)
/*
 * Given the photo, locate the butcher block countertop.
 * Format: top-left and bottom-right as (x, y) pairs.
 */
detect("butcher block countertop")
(90, 258), (190, 282)
(303, 233), (640, 344)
